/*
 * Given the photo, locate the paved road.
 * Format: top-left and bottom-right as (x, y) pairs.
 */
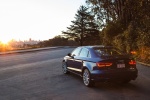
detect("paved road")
(0, 48), (150, 100)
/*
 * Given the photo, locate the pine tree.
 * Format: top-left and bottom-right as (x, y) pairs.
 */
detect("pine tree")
(62, 5), (100, 46)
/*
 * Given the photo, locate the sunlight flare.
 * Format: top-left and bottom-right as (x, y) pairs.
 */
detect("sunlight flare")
(0, 38), (10, 45)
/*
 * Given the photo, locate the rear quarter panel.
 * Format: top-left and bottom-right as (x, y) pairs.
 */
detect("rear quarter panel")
(81, 57), (100, 72)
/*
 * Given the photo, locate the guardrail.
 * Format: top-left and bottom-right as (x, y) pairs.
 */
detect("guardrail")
(0, 46), (68, 55)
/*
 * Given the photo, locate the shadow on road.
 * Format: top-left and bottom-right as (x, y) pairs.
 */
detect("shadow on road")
(63, 73), (150, 97)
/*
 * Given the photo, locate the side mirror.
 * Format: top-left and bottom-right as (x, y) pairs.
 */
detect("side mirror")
(68, 53), (71, 57)
(67, 53), (74, 59)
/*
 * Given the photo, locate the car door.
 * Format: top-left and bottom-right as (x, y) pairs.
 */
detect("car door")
(67, 47), (81, 73)
(73, 48), (89, 75)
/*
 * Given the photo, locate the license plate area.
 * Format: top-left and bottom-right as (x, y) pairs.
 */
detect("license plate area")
(117, 64), (125, 68)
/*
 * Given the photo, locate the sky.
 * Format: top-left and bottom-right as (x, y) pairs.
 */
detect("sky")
(0, 0), (85, 42)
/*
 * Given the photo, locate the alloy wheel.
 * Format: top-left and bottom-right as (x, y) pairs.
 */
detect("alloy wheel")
(62, 62), (69, 74)
(83, 69), (90, 86)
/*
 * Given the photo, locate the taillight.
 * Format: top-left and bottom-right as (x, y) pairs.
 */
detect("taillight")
(129, 60), (136, 65)
(96, 62), (112, 68)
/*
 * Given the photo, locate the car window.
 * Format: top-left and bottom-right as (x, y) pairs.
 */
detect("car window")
(71, 47), (81, 56)
(79, 48), (89, 57)
(95, 48), (122, 56)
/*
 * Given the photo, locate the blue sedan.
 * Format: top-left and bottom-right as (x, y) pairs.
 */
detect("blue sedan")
(62, 45), (138, 87)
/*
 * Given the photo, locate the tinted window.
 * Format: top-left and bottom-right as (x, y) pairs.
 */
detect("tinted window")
(79, 48), (89, 57)
(95, 48), (122, 56)
(71, 47), (81, 56)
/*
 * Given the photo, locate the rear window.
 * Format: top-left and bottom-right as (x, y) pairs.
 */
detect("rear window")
(94, 48), (123, 56)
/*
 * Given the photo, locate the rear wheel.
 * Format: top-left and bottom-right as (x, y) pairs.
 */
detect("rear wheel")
(83, 69), (94, 87)
(62, 62), (69, 74)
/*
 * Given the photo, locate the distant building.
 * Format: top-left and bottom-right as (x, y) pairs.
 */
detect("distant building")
(9, 39), (40, 48)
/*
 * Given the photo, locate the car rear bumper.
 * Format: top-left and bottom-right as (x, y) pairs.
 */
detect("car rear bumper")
(91, 68), (138, 82)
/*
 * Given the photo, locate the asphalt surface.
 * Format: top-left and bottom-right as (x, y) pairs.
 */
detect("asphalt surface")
(0, 48), (150, 100)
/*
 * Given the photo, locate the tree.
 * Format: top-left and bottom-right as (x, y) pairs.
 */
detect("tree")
(86, 0), (150, 63)
(62, 5), (100, 46)
(38, 35), (78, 47)
(86, 0), (150, 49)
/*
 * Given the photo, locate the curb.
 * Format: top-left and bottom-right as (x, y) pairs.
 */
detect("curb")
(137, 61), (150, 67)
(0, 46), (65, 55)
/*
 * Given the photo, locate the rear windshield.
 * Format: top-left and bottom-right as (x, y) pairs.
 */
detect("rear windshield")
(94, 48), (123, 56)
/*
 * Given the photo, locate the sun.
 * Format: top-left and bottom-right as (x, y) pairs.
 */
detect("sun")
(0, 38), (10, 45)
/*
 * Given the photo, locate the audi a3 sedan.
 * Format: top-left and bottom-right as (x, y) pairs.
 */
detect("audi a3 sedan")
(62, 45), (138, 87)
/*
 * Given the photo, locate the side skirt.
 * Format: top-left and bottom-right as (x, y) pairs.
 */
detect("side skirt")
(68, 69), (82, 77)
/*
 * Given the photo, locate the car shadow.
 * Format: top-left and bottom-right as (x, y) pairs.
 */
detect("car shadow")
(66, 73), (150, 96)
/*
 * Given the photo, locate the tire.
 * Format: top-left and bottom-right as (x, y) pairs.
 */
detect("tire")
(82, 69), (94, 87)
(62, 62), (69, 74)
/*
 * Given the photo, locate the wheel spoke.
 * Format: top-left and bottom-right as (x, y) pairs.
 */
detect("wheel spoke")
(83, 69), (90, 86)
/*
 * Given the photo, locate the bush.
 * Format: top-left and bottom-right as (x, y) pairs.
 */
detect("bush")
(136, 47), (150, 64)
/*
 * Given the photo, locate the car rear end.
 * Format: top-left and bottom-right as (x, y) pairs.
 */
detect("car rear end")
(90, 47), (138, 82)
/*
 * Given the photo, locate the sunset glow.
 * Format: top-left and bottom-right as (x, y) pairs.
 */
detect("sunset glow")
(0, 38), (10, 45)
(0, 0), (85, 41)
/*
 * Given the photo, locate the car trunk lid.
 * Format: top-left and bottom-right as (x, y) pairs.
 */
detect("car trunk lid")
(98, 55), (135, 69)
